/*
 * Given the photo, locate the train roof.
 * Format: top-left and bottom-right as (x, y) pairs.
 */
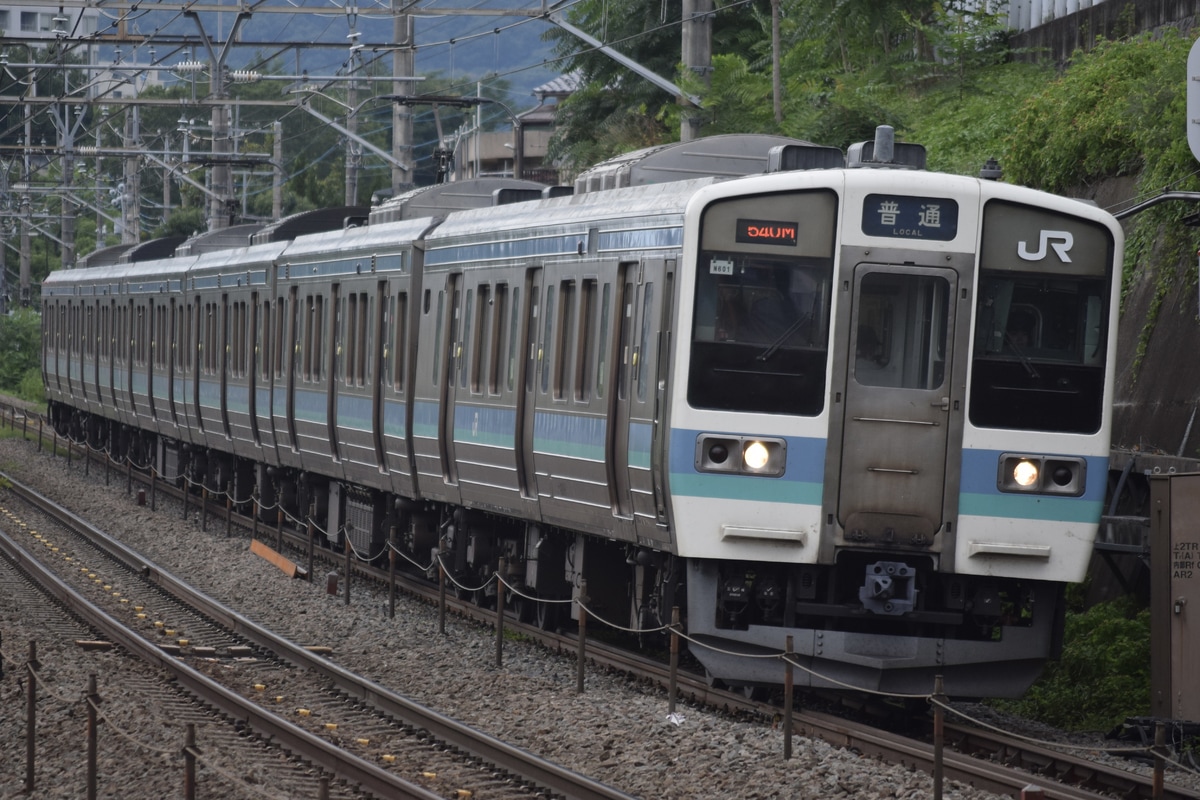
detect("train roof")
(421, 179), (711, 268)
(281, 216), (437, 261)
(368, 178), (549, 225)
(572, 133), (813, 194)
(75, 242), (137, 269)
(119, 236), (188, 264)
(250, 206), (369, 246)
(175, 223), (264, 256)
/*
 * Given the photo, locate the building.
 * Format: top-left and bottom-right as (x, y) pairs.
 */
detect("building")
(0, 1), (98, 41)
(455, 72), (579, 185)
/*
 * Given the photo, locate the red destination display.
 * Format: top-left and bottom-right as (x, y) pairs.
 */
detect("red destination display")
(735, 218), (798, 246)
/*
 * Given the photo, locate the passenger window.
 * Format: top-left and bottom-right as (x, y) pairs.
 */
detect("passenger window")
(541, 286), (555, 394)
(636, 283), (654, 402)
(596, 284), (611, 400)
(432, 290), (444, 384)
(489, 284), (506, 395)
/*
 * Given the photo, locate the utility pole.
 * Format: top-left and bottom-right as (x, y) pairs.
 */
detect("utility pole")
(162, 135), (172, 226)
(772, 0), (783, 124)
(122, 107), (141, 243)
(680, 0), (712, 142)
(346, 33), (361, 206)
(54, 103), (87, 268)
(0, 168), (8, 315)
(187, 8), (251, 231)
(273, 120), (283, 220)
(393, 0), (414, 194)
(20, 87), (33, 306)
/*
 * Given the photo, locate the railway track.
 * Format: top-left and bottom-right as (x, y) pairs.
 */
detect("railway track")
(0, 468), (637, 800)
(2, 403), (1198, 800)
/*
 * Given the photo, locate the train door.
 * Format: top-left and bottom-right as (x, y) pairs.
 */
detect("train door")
(518, 267), (543, 499)
(147, 299), (157, 421)
(838, 264), (957, 545)
(371, 279), (388, 471)
(168, 298), (179, 426)
(438, 273), (462, 485)
(327, 282), (342, 463)
(611, 259), (672, 543)
(249, 292), (261, 445)
(84, 302), (95, 405)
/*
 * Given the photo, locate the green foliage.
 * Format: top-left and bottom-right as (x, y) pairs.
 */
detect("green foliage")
(16, 367), (44, 405)
(906, 61), (1050, 175)
(150, 207), (208, 241)
(1005, 31), (1192, 192)
(995, 596), (1150, 731)
(0, 309), (42, 401)
(1001, 29), (1200, 378)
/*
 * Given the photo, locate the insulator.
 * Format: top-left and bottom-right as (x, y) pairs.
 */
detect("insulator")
(229, 70), (261, 83)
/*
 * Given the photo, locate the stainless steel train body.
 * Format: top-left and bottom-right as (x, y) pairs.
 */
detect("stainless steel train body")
(42, 134), (1123, 697)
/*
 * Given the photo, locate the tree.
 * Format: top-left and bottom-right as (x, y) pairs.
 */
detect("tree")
(0, 308), (43, 402)
(545, 0), (1011, 163)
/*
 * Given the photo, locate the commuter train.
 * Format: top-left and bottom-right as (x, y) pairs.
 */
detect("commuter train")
(41, 130), (1123, 697)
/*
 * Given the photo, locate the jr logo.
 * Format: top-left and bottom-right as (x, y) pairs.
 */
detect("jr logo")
(1017, 230), (1074, 262)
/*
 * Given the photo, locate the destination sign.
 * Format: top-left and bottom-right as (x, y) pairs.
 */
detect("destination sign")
(861, 194), (958, 241)
(736, 218), (798, 246)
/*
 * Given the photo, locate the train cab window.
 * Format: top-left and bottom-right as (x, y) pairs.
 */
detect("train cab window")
(970, 200), (1114, 434)
(970, 274), (1108, 433)
(688, 254), (832, 415)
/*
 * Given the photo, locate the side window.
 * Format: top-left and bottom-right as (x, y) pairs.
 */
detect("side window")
(577, 279), (597, 402)
(596, 283), (611, 399)
(489, 284), (507, 396)
(258, 298), (271, 381)
(432, 290), (445, 384)
(506, 287), (520, 393)
(393, 292), (408, 392)
(460, 288), (473, 390)
(471, 284), (490, 394)
(541, 285), (556, 394)
(636, 283), (654, 402)
(555, 280), (575, 400)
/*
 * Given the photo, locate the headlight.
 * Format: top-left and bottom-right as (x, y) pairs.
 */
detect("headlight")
(998, 454), (1086, 496)
(743, 441), (770, 470)
(696, 434), (786, 477)
(1012, 460), (1039, 487)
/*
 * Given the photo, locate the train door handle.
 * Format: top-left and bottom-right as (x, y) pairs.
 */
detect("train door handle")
(932, 397), (950, 411)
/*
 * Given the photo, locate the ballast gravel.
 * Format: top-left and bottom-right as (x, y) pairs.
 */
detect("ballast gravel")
(0, 434), (1182, 800)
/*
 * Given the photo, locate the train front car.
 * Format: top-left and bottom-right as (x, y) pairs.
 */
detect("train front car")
(672, 157), (1122, 698)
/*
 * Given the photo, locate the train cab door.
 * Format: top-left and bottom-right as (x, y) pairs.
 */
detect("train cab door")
(838, 264), (958, 547)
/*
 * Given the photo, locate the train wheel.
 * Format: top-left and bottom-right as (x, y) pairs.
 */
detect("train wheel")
(510, 588), (535, 624)
(536, 600), (562, 632)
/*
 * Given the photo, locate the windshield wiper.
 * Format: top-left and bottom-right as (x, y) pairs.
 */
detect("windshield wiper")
(1005, 332), (1040, 379)
(757, 314), (810, 362)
